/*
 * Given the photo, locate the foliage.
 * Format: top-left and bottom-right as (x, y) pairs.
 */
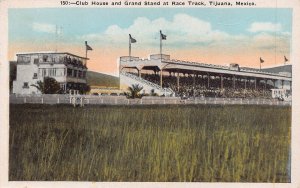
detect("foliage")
(9, 104), (291, 182)
(79, 84), (91, 94)
(31, 80), (45, 94)
(9, 62), (17, 92)
(150, 89), (158, 96)
(31, 77), (61, 94)
(128, 84), (143, 98)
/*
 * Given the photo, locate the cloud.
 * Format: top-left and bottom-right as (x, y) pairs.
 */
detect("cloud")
(248, 22), (282, 33)
(32, 22), (56, 33)
(79, 14), (290, 54)
(80, 14), (232, 47)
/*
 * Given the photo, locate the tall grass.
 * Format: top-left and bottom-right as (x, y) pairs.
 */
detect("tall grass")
(9, 104), (291, 182)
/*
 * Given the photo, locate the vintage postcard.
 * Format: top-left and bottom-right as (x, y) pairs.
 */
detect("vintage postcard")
(0, 0), (300, 187)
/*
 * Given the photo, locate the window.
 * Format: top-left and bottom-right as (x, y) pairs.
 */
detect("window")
(33, 73), (38, 79)
(73, 70), (78, 77)
(43, 55), (48, 62)
(40, 69), (47, 77)
(34, 58), (39, 64)
(48, 68), (57, 77)
(67, 69), (73, 77)
(23, 82), (29, 88)
(17, 56), (30, 63)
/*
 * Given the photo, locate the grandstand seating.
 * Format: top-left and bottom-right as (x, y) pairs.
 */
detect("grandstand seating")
(138, 73), (272, 98)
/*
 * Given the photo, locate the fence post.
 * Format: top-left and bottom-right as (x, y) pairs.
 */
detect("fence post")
(57, 97), (60, 104)
(80, 97), (83, 107)
(101, 99), (104, 104)
(24, 97), (26, 103)
(140, 99), (143, 104)
(127, 99), (129, 105)
(41, 97), (44, 104)
(205, 100), (207, 104)
(164, 99), (166, 104)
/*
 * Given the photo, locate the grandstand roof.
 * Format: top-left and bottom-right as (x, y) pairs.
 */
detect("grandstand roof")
(120, 54), (292, 81)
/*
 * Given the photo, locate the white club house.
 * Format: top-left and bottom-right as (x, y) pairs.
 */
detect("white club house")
(12, 52), (88, 95)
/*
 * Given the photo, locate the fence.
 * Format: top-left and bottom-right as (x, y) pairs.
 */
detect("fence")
(9, 94), (292, 106)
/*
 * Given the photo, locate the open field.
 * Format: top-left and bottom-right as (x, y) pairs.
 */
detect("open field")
(9, 104), (291, 182)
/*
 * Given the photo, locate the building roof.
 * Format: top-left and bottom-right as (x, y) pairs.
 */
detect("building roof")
(16, 52), (88, 60)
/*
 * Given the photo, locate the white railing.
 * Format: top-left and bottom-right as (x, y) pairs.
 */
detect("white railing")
(9, 94), (291, 106)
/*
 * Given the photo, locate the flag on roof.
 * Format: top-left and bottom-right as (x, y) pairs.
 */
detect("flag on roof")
(85, 41), (93, 51)
(160, 30), (167, 40)
(260, 57), (264, 63)
(129, 34), (137, 43)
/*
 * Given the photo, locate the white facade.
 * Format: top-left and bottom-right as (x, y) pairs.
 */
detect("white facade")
(12, 52), (88, 94)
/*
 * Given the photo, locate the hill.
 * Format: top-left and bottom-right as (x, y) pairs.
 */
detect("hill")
(262, 64), (292, 74)
(87, 71), (119, 88)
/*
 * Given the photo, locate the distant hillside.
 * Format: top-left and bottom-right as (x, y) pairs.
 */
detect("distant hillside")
(241, 64), (292, 74)
(87, 71), (119, 88)
(262, 64), (292, 74)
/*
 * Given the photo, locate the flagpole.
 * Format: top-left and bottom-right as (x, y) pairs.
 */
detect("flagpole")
(55, 25), (58, 52)
(260, 61), (261, 70)
(160, 30), (162, 60)
(85, 41), (88, 68)
(129, 34), (131, 61)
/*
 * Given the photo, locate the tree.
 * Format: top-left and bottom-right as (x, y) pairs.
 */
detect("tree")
(150, 89), (158, 96)
(79, 84), (91, 94)
(9, 62), (17, 93)
(31, 80), (45, 94)
(31, 77), (61, 94)
(128, 84), (143, 99)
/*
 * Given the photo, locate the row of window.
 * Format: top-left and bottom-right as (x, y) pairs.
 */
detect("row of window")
(38, 68), (86, 78)
(40, 68), (62, 77)
(18, 55), (85, 64)
(17, 56), (31, 63)
(67, 69), (86, 78)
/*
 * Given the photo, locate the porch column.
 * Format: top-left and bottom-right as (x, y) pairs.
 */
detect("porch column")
(233, 75), (236, 90)
(160, 69), (163, 87)
(264, 79), (267, 90)
(177, 71), (180, 91)
(207, 73), (210, 88)
(220, 74), (223, 90)
(193, 71), (196, 88)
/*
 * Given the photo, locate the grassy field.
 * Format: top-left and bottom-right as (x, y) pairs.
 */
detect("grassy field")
(9, 104), (291, 182)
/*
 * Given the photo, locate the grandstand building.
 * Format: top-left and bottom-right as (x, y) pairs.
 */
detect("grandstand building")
(12, 52), (88, 95)
(119, 54), (292, 98)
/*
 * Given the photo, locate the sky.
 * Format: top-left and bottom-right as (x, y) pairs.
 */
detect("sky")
(8, 8), (292, 75)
